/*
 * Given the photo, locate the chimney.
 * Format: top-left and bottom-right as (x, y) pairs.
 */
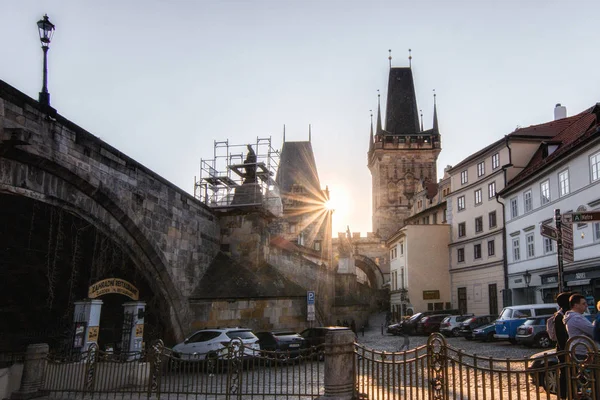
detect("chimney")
(554, 103), (567, 120)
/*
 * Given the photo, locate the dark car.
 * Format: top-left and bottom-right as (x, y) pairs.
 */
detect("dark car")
(403, 310), (461, 335)
(387, 322), (403, 335)
(515, 315), (554, 348)
(255, 331), (308, 357)
(299, 326), (351, 348)
(416, 314), (450, 335)
(471, 323), (497, 342)
(459, 314), (498, 340)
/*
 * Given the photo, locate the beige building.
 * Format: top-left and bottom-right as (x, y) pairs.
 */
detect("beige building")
(388, 224), (451, 318)
(446, 111), (571, 315)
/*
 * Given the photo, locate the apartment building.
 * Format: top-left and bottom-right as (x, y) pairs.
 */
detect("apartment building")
(446, 105), (572, 314)
(498, 103), (600, 304)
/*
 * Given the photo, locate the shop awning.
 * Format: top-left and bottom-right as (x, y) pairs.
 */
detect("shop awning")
(567, 279), (591, 287)
(538, 283), (559, 290)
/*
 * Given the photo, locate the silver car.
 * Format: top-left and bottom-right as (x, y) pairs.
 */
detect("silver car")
(515, 315), (554, 348)
(439, 314), (474, 337)
(172, 328), (260, 360)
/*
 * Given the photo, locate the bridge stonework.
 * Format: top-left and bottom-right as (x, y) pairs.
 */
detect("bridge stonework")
(0, 81), (220, 341)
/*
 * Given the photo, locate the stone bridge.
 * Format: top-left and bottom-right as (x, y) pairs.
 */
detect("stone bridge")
(0, 80), (221, 342)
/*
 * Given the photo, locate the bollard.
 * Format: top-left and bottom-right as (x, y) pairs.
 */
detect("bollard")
(11, 343), (49, 399)
(362, 325), (365, 337)
(381, 323), (384, 335)
(316, 330), (356, 400)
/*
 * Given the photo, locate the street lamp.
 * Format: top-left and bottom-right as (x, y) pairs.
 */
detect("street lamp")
(37, 14), (55, 107)
(523, 270), (532, 303)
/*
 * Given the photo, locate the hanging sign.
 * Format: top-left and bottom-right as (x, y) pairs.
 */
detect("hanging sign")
(87, 326), (99, 342)
(88, 278), (139, 300)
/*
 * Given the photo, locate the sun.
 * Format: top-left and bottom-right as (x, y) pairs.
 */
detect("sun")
(324, 199), (336, 211)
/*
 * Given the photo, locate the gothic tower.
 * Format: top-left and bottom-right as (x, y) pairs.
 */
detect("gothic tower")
(367, 67), (441, 240)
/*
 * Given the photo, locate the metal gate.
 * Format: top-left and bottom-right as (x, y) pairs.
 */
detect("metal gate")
(42, 339), (325, 399)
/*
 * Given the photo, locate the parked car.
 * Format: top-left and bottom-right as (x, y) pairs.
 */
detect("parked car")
(300, 326), (351, 348)
(417, 314), (450, 335)
(439, 314), (474, 337)
(515, 315), (554, 348)
(387, 322), (404, 336)
(495, 304), (558, 344)
(172, 328), (260, 361)
(255, 330), (308, 357)
(471, 323), (497, 342)
(403, 310), (461, 335)
(459, 315), (498, 340)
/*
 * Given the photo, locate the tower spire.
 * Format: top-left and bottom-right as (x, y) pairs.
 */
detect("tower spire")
(369, 109), (374, 153)
(408, 48), (412, 68)
(433, 89), (439, 133)
(388, 49), (392, 69)
(283, 124), (286, 142)
(376, 90), (382, 133)
(309, 124), (312, 142)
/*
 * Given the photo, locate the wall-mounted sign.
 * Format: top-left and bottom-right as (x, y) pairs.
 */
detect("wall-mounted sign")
(88, 278), (139, 300)
(88, 326), (99, 342)
(422, 290), (440, 300)
(135, 324), (144, 338)
(73, 322), (87, 348)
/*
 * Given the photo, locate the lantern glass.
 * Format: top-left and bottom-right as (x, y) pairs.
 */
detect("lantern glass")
(37, 15), (55, 46)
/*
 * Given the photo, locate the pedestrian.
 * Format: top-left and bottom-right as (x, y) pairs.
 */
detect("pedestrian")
(554, 291), (571, 400)
(593, 300), (600, 342)
(350, 319), (356, 334)
(564, 293), (594, 356)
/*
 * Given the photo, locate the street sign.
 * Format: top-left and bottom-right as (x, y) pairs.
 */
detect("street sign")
(307, 291), (315, 305)
(307, 291), (316, 321)
(567, 211), (600, 223)
(562, 214), (574, 264)
(540, 224), (558, 240)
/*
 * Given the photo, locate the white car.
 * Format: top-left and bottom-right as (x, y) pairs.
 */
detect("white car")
(172, 328), (260, 361)
(439, 314), (474, 337)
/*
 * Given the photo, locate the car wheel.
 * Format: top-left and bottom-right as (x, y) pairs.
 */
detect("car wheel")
(536, 370), (557, 394)
(536, 333), (552, 349)
(451, 328), (460, 337)
(486, 332), (495, 342)
(509, 338), (517, 345)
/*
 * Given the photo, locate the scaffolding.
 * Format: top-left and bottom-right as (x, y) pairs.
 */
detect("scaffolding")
(194, 137), (281, 212)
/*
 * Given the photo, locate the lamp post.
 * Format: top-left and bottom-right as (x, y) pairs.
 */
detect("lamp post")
(37, 14), (55, 107)
(523, 270), (532, 303)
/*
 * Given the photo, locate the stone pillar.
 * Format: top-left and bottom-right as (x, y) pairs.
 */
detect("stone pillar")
(122, 301), (146, 359)
(73, 299), (103, 352)
(318, 330), (356, 400)
(11, 343), (49, 400)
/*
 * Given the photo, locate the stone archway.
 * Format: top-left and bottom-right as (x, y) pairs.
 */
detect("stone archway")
(353, 254), (385, 289)
(0, 154), (185, 342)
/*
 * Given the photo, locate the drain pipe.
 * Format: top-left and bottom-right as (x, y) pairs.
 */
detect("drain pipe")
(496, 135), (513, 307)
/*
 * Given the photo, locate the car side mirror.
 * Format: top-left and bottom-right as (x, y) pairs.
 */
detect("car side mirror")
(184, 338), (189, 344)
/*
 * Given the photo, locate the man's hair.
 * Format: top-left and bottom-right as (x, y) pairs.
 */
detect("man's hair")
(556, 291), (572, 311)
(569, 293), (585, 308)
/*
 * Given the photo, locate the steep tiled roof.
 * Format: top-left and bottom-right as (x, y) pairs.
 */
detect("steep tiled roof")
(275, 141), (322, 197)
(191, 252), (306, 299)
(502, 104), (600, 193)
(384, 68), (421, 135)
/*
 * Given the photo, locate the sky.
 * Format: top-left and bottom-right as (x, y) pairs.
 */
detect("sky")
(2, 1), (600, 236)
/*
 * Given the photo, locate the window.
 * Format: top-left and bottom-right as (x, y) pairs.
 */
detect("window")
(489, 283), (498, 315)
(458, 222), (466, 237)
(314, 241), (321, 251)
(488, 181), (496, 199)
(423, 216), (430, 224)
(510, 198), (518, 218)
(457, 248), (465, 262)
(524, 190), (532, 213)
(443, 208), (448, 222)
(594, 223), (600, 241)
(433, 213), (438, 224)
(458, 196), (465, 211)
(488, 240), (495, 256)
(400, 243), (404, 255)
(474, 189), (482, 205)
(592, 152), (600, 182)
(540, 180), (550, 205)
(492, 153), (499, 169)
(489, 211), (497, 228)
(477, 161), (485, 177)
(544, 237), (554, 253)
(474, 244), (482, 259)
(461, 170), (468, 185)
(526, 233), (535, 258)
(512, 238), (520, 261)
(475, 216), (483, 233)
(559, 170), (570, 197)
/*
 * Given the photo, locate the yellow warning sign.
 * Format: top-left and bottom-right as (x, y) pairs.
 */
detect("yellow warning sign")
(88, 326), (99, 342)
(135, 324), (144, 338)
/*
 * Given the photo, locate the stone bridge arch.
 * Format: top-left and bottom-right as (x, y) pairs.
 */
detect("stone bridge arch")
(353, 254), (385, 289)
(1, 82), (221, 342)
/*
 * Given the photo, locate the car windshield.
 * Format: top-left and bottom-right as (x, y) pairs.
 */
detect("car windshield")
(499, 308), (513, 319)
(409, 313), (422, 321)
(274, 332), (300, 337)
(226, 330), (257, 340)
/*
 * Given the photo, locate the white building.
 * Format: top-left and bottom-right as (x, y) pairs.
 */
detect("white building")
(499, 103), (600, 304)
(446, 106), (573, 315)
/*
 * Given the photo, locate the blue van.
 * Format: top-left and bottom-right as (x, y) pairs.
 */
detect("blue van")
(495, 304), (558, 344)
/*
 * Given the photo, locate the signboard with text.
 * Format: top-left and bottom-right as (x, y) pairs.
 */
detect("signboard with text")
(568, 211), (600, 223)
(562, 214), (574, 264)
(540, 224), (558, 240)
(307, 291), (315, 321)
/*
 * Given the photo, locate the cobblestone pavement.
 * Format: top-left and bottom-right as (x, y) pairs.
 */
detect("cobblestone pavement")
(355, 312), (550, 359)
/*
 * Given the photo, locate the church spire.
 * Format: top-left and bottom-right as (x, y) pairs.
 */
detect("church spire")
(433, 90), (439, 133)
(376, 91), (383, 134)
